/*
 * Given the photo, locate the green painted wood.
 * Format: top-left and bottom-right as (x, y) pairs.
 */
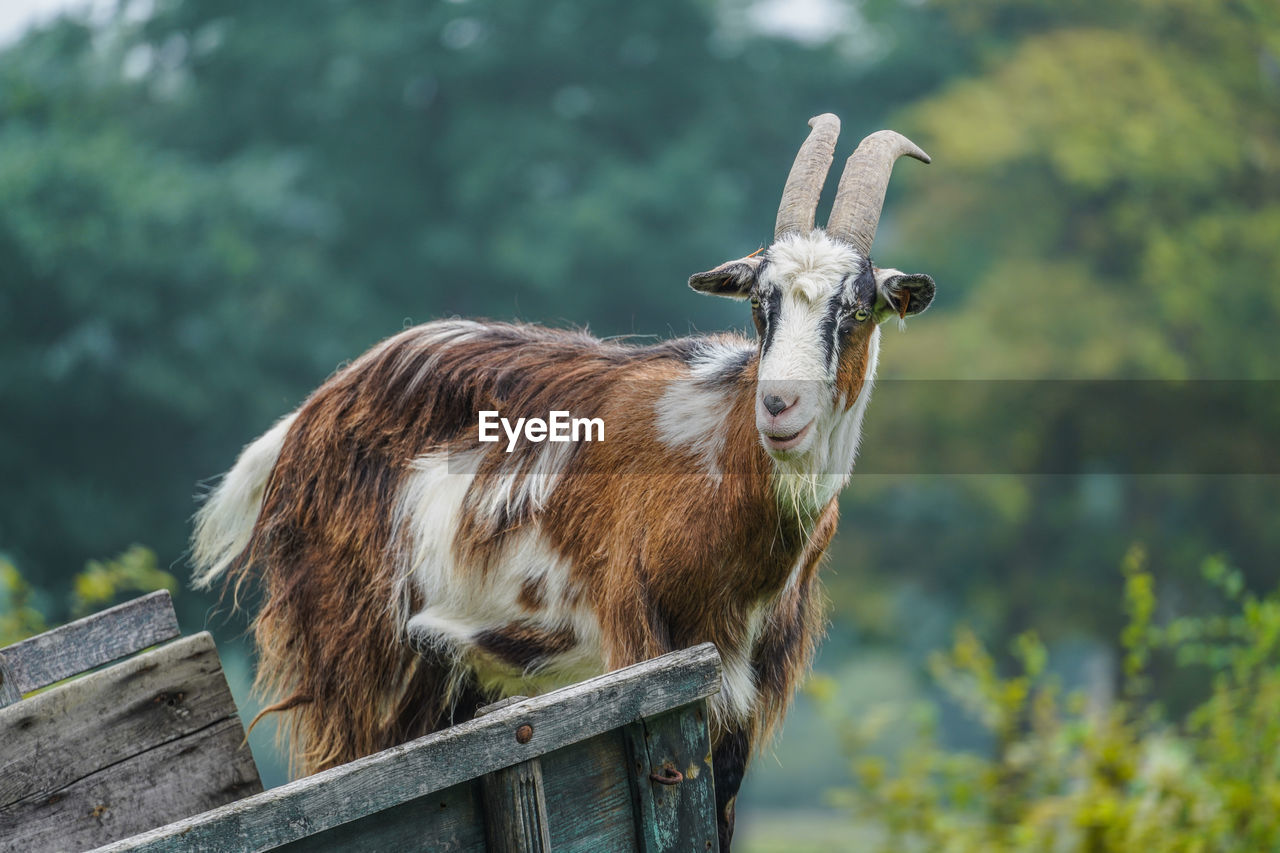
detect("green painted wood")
(98, 644), (722, 853)
(265, 725), (681, 853)
(540, 730), (638, 852)
(0, 590), (180, 699)
(265, 729), (647, 853)
(475, 692), (551, 851)
(269, 730), (640, 853)
(624, 702), (718, 853)
(481, 758), (552, 852)
(93, 701), (718, 853)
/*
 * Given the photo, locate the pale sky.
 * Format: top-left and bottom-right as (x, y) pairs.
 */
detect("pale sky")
(0, 0), (129, 46)
(0, 0), (848, 49)
(0, 0), (83, 45)
(748, 0), (849, 44)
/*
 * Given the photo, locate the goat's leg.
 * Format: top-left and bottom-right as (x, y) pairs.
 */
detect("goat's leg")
(712, 726), (751, 852)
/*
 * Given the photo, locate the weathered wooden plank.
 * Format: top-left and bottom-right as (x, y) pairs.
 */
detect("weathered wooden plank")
(0, 655), (20, 708)
(475, 695), (529, 716)
(181, 722), (705, 853)
(0, 632), (253, 811)
(246, 727), (657, 853)
(1, 717), (261, 853)
(98, 643), (722, 853)
(481, 758), (551, 853)
(541, 731), (638, 852)
(0, 590), (179, 697)
(624, 703), (717, 852)
(477, 696), (551, 853)
(271, 783), (487, 853)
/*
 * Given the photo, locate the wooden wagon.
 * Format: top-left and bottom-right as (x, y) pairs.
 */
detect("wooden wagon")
(0, 592), (723, 852)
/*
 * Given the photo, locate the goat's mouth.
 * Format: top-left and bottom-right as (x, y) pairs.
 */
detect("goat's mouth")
(761, 420), (813, 452)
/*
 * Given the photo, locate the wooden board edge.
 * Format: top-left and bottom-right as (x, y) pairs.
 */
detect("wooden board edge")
(95, 643), (722, 852)
(0, 591), (181, 696)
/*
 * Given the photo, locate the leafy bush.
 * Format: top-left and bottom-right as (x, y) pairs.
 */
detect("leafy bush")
(0, 545), (174, 646)
(832, 546), (1280, 851)
(0, 554), (48, 646)
(70, 544), (176, 618)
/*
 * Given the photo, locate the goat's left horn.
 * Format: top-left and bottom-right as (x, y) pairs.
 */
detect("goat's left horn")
(774, 113), (841, 239)
(825, 130), (930, 258)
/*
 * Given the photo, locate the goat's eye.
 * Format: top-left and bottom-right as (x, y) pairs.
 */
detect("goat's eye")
(750, 295), (766, 337)
(854, 308), (870, 322)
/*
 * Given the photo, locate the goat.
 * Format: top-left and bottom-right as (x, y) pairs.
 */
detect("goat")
(192, 113), (935, 851)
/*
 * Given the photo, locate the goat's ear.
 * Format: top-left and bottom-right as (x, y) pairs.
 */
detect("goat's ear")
(874, 267), (936, 320)
(689, 254), (763, 299)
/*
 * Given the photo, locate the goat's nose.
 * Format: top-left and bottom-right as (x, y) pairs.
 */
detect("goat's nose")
(762, 394), (789, 417)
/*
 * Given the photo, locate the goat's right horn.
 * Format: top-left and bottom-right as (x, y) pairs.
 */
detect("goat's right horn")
(826, 130), (930, 258)
(774, 113), (841, 239)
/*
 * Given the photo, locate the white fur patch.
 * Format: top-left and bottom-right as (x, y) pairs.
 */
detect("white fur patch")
(392, 451), (604, 698)
(715, 644), (760, 728)
(654, 339), (753, 479)
(471, 438), (576, 532)
(765, 232), (861, 304)
(191, 412), (298, 589)
(689, 339), (753, 381)
(656, 382), (731, 479)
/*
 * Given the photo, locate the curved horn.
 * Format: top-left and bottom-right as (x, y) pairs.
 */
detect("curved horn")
(825, 130), (930, 257)
(774, 113), (841, 239)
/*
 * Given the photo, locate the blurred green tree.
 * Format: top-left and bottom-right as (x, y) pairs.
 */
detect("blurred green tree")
(1, 0), (944, 607)
(829, 0), (1280, 680)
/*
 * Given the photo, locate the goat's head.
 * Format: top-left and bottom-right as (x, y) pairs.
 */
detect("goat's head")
(690, 114), (935, 471)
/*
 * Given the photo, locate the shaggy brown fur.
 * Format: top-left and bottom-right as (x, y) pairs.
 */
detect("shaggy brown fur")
(218, 318), (873, 778)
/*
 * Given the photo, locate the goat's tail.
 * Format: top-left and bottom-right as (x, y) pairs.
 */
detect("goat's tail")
(191, 412), (298, 590)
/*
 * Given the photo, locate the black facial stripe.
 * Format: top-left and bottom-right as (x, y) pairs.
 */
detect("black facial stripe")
(853, 264), (877, 306)
(819, 290), (844, 371)
(761, 287), (782, 357)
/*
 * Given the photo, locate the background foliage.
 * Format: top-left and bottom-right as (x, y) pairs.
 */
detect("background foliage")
(831, 549), (1280, 851)
(0, 0), (1275, 848)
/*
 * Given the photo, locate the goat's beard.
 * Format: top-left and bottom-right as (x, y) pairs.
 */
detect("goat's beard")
(768, 389), (871, 520)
